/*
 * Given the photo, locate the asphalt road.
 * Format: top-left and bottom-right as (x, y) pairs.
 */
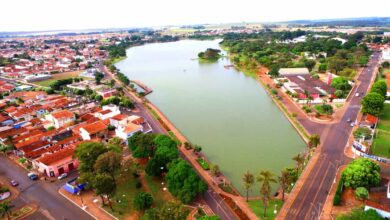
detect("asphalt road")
(0, 157), (93, 220)
(286, 52), (382, 219)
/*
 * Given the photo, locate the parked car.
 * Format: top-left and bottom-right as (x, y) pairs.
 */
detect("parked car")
(27, 172), (38, 181)
(10, 180), (19, 187)
(355, 93), (359, 97)
(347, 118), (351, 122)
(58, 173), (68, 180)
(350, 122), (355, 127)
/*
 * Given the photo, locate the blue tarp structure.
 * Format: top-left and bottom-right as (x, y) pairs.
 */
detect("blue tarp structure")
(63, 177), (87, 194)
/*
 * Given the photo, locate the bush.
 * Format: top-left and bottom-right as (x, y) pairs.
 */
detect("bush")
(333, 178), (343, 206)
(314, 104), (333, 115)
(353, 127), (372, 140)
(354, 187), (369, 200)
(133, 192), (153, 211)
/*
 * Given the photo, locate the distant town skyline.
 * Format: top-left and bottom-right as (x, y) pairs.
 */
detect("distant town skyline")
(1, 0), (390, 32)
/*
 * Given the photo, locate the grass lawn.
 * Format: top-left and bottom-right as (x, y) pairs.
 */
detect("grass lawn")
(32, 70), (84, 87)
(248, 199), (283, 220)
(371, 104), (390, 158)
(106, 161), (176, 219)
(377, 104), (390, 132)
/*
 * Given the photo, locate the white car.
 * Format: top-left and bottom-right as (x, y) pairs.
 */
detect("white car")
(355, 93), (359, 97)
(350, 122), (355, 127)
(58, 173), (68, 180)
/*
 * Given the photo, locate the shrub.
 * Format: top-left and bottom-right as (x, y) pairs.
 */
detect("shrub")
(355, 187), (369, 200)
(135, 181), (142, 189)
(333, 179), (343, 206)
(342, 158), (380, 189)
(133, 192), (153, 211)
(353, 127), (372, 140)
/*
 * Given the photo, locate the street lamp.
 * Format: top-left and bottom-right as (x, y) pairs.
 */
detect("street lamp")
(274, 204), (278, 214)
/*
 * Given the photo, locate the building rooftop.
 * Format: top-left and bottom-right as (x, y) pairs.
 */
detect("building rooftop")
(279, 68), (310, 76)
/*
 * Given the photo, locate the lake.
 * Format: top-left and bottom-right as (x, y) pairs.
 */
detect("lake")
(116, 39), (305, 195)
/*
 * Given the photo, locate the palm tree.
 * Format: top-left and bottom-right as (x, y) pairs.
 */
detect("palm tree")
(242, 171), (255, 202)
(308, 134), (321, 149)
(304, 90), (310, 106)
(257, 170), (276, 218)
(278, 170), (291, 201)
(292, 153), (305, 172)
(0, 201), (14, 220)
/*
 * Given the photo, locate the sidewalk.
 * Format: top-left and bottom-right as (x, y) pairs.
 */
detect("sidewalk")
(58, 188), (116, 220)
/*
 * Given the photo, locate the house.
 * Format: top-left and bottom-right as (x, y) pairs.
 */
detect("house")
(79, 121), (108, 140)
(94, 104), (120, 120)
(110, 114), (129, 127)
(281, 74), (336, 101)
(96, 88), (116, 99)
(35, 147), (79, 177)
(115, 123), (143, 143)
(45, 110), (75, 128)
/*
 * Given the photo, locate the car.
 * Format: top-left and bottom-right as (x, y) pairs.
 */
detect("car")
(27, 172), (38, 181)
(350, 122), (355, 127)
(58, 173), (68, 180)
(347, 118), (351, 122)
(10, 180), (19, 187)
(355, 93), (359, 97)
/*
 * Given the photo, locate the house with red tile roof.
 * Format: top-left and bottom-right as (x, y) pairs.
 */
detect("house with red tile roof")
(115, 122), (143, 143)
(35, 147), (79, 177)
(45, 109), (75, 128)
(79, 120), (108, 140)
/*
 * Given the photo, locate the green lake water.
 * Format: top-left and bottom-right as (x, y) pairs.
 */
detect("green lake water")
(116, 40), (305, 195)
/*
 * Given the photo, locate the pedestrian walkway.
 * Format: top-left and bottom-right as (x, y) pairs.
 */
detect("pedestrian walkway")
(58, 188), (116, 220)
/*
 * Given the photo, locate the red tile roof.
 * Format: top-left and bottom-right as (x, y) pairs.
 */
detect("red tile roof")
(51, 110), (74, 120)
(81, 121), (107, 135)
(37, 147), (75, 166)
(366, 114), (379, 125)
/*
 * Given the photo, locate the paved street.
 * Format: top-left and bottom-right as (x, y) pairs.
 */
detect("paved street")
(0, 157), (93, 220)
(285, 52), (383, 219)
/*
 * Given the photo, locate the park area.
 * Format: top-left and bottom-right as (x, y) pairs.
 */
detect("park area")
(371, 103), (390, 158)
(248, 199), (283, 220)
(104, 160), (182, 220)
(32, 70), (84, 87)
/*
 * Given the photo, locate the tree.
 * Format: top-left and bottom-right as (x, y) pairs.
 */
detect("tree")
(128, 133), (157, 158)
(94, 151), (122, 181)
(133, 192), (154, 211)
(308, 134), (321, 149)
(318, 63), (327, 72)
(75, 142), (107, 173)
(355, 187), (369, 201)
(362, 92), (385, 116)
(107, 137), (123, 153)
(210, 164), (221, 177)
(156, 202), (188, 220)
(268, 67), (279, 77)
(0, 144), (13, 156)
(278, 169), (291, 201)
(94, 94), (103, 102)
(342, 158), (381, 189)
(0, 201), (14, 220)
(370, 80), (387, 98)
(93, 173), (116, 210)
(292, 153), (305, 172)
(257, 170), (276, 217)
(242, 171), (255, 202)
(146, 144), (178, 176)
(94, 71), (104, 84)
(331, 77), (351, 91)
(328, 57), (347, 74)
(166, 159), (208, 203)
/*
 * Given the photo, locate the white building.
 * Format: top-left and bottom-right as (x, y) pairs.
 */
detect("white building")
(382, 49), (390, 61)
(45, 110), (75, 129)
(94, 104), (121, 120)
(115, 123), (143, 143)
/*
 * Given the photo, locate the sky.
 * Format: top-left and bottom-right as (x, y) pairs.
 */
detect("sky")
(1, 0), (389, 32)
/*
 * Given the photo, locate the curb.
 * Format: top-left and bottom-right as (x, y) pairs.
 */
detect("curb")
(58, 190), (99, 220)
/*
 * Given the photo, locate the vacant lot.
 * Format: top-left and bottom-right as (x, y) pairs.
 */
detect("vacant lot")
(371, 104), (390, 158)
(33, 71), (84, 87)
